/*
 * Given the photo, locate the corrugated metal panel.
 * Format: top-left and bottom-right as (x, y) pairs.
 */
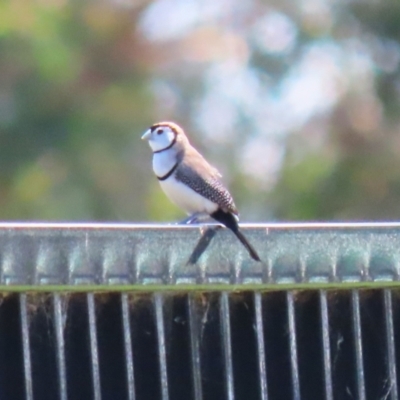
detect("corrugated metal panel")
(0, 222), (398, 288)
(2, 290), (396, 400)
(0, 223), (398, 399)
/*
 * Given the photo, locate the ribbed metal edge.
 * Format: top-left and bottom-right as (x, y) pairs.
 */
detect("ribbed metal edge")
(0, 222), (399, 289)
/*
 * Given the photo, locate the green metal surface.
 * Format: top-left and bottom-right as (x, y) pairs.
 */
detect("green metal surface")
(0, 222), (398, 291)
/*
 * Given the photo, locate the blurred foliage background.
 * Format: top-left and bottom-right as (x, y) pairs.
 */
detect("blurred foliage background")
(0, 0), (399, 222)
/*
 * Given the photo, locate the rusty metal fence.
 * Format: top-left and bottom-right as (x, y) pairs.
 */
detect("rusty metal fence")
(0, 222), (399, 400)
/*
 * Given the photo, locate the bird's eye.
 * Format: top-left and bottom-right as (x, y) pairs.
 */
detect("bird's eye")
(156, 128), (163, 135)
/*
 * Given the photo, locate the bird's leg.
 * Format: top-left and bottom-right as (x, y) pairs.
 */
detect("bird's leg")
(178, 212), (204, 225)
(179, 215), (196, 224)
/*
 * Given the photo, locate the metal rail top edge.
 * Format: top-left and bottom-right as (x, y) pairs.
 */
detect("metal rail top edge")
(1, 221), (400, 229)
(0, 222), (398, 290)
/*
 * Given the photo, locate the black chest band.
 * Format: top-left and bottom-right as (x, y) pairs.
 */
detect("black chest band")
(156, 162), (179, 181)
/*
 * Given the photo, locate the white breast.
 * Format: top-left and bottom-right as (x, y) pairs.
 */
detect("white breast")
(159, 176), (218, 215)
(152, 149), (218, 215)
(152, 151), (176, 178)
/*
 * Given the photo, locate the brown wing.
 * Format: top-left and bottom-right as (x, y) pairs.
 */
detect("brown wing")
(175, 146), (238, 215)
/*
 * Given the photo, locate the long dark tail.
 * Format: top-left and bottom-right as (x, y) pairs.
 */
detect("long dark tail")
(210, 209), (261, 261)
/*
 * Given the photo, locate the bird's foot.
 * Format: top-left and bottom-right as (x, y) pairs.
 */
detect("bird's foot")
(178, 213), (204, 225)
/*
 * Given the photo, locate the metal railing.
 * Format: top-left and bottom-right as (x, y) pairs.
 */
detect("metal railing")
(0, 222), (399, 400)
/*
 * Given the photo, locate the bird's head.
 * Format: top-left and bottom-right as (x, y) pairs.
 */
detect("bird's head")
(141, 121), (186, 153)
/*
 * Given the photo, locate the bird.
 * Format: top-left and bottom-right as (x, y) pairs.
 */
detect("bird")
(141, 121), (261, 261)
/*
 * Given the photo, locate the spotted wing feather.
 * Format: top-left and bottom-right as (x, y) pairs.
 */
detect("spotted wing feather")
(175, 148), (238, 215)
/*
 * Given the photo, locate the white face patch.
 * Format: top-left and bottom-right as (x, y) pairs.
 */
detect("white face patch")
(147, 126), (176, 152)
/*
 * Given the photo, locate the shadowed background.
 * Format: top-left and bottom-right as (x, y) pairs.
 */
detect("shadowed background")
(0, 0), (399, 222)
